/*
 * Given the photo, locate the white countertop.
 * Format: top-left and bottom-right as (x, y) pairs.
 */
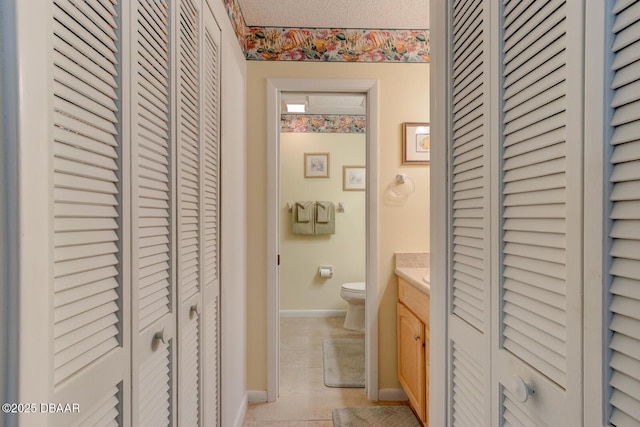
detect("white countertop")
(395, 267), (430, 295)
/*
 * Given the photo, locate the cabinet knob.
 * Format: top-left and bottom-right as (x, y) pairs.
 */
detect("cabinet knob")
(413, 334), (420, 341)
(190, 303), (200, 319)
(154, 328), (167, 345)
(509, 376), (534, 403)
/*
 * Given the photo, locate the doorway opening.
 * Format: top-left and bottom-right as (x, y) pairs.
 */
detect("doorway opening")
(266, 78), (379, 402)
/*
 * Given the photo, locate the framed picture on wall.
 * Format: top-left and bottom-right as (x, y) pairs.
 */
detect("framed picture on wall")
(343, 166), (366, 191)
(402, 122), (430, 165)
(304, 152), (330, 178)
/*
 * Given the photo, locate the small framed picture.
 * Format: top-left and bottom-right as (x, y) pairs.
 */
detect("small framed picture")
(343, 165), (366, 191)
(402, 122), (430, 165)
(304, 153), (330, 178)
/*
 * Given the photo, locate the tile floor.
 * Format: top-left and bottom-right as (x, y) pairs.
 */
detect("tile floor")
(242, 316), (407, 426)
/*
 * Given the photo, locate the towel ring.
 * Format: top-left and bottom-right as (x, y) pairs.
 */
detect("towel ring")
(387, 174), (415, 200)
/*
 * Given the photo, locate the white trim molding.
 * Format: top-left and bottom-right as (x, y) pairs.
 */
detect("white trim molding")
(279, 310), (347, 318)
(266, 78), (379, 402)
(231, 392), (249, 427)
(583, 2), (607, 426)
(429, 0), (449, 425)
(0, 0), (20, 419)
(378, 388), (408, 402)
(247, 390), (268, 403)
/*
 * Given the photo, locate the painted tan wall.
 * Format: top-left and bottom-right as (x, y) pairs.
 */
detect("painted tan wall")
(247, 61), (430, 391)
(280, 132), (366, 310)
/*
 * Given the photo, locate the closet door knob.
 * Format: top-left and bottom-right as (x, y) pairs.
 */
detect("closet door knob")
(154, 328), (167, 345)
(190, 303), (200, 319)
(510, 376), (534, 403)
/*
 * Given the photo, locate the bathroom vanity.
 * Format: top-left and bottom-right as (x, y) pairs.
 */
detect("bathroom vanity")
(395, 253), (430, 425)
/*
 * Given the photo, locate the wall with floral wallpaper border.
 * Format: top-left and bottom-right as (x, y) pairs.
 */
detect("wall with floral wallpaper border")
(223, 0), (247, 50)
(223, 0), (430, 63)
(246, 27), (429, 62)
(281, 114), (367, 133)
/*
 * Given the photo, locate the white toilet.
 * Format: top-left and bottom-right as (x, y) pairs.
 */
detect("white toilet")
(340, 282), (366, 331)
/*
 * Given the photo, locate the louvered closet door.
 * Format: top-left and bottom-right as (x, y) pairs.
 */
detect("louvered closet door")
(447, 0), (492, 424)
(493, 0), (583, 424)
(130, 0), (177, 425)
(607, 1), (640, 426)
(51, 0), (129, 425)
(201, 4), (222, 426)
(177, 0), (203, 425)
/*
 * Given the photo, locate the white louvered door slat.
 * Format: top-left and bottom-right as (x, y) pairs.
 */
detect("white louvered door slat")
(447, 0), (491, 424)
(202, 4), (221, 426)
(451, 342), (484, 427)
(500, 1), (569, 383)
(451, 0), (487, 334)
(139, 343), (172, 426)
(495, 0), (583, 425)
(51, 0), (128, 425)
(71, 386), (121, 427)
(130, 0), (176, 426)
(441, 0), (599, 424)
(177, 0), (203, 424)
(608, 1), (640, 426)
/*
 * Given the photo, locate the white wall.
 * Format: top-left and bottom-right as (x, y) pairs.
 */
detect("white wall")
(209, 0), (249, 425)
(280, 132), (366, 311)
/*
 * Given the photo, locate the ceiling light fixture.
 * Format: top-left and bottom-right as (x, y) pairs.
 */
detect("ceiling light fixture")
(286, 103), (307, 113)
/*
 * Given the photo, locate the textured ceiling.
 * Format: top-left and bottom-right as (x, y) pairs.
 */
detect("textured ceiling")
(237, 0), (430, 29)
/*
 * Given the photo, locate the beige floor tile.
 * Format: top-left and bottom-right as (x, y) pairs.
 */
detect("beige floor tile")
(280, 335), (312, 351)
(243, 421), (309, 427)
(244, 315), (407, 425)
(279, 367), (322, 393)
(308, 350), (323, 368)
(307, 388), (367, 420)
(244, 395), (310, 422)
(280, 350), (310, 368)
(309, 335), (325, 351)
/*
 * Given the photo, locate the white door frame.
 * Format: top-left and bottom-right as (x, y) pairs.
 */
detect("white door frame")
(429, 0), (449, 423)
(0, 0), (20, 410)
(266, 78), (379, 402)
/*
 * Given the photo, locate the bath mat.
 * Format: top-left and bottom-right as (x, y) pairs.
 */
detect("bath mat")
(323, 337), (365, 387)
(332, 406), (420, 427)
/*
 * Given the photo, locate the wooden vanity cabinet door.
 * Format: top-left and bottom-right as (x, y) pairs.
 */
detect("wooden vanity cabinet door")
(397, 302), (426, 422)
(424, 324), (429, 423)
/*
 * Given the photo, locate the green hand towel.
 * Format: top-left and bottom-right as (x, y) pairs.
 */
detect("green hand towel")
(315, 202), (335, 234)
(296, 201), (313, 222)
(292, 201), (315, 234)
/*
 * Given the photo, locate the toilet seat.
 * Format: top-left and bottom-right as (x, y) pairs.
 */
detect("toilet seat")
(341, 282), (366, 299)
(341, 282), (366, 331)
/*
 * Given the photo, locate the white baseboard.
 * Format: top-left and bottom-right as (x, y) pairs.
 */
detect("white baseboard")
(378, 388), (408, 401)
(231, 392), (248, 427)
(279, 309), (347, 318)
(247, 390), (268, 403)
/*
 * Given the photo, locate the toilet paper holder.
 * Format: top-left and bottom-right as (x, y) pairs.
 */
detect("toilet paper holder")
(318, 265), (333, 278)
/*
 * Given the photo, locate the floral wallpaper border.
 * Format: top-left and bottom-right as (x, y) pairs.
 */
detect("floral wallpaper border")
(223, 0), (247, 51)
(246, 27), (429, 62)
(281, 115), (367, 133)
(223, 0), (430, 63)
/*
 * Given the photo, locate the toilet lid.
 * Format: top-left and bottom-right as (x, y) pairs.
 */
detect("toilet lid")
(342, 282), (365, 292)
